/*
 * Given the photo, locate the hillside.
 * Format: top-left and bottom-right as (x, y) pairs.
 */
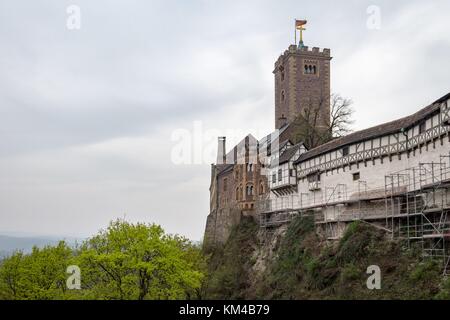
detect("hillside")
(203, 216), (450, 299)
(0, 235), (82, 257)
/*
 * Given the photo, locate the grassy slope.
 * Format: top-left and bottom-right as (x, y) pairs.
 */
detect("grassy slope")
(204, 216), (450, 299)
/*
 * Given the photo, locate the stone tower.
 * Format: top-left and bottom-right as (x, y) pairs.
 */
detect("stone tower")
(274, 44), (332, 130)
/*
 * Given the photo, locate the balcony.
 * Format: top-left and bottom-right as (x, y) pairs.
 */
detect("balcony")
(271, 176), (297, 191)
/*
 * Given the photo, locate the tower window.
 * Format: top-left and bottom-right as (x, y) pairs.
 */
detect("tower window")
(281, 90), (285, 102)
(281, 71), (285, 81)
(303, 60), (318, 75)
(246, 184), (254, 196)
(353, 172), (360, 181)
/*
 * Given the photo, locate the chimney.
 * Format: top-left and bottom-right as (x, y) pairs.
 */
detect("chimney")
(217, 136), (226, 164)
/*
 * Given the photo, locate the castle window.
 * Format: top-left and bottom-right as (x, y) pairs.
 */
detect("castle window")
(281, 71), (285, 81)
(278, 169), (282, 181)
(353, 172), (360, 181)
(419, 121), (426, 134)
(259, 183), (264, 194)
(342, 146), (349, 156)
(246, 184), (254, 196)
(223, 178), (227, 192)
(235, 187), (239, 200)
(281, 90), (285, 102)
(247, 163), (253, 172)
(303, 60), (318, 75)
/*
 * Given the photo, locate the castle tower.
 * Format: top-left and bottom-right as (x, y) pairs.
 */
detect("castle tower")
(274, 26), (331, 130)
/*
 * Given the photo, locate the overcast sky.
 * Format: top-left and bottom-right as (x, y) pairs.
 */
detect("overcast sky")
(0, 0), (449, 241)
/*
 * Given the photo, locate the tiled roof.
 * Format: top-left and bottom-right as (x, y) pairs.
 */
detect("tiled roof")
(294, 93), (449, 164)
(279, 143), (303, 164)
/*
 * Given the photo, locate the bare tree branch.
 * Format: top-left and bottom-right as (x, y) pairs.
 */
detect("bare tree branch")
(291, 93), (354, 149)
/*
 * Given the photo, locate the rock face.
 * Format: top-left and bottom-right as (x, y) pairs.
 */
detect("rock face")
(252, 225), (288, 276)
(204, 216), (450, 300)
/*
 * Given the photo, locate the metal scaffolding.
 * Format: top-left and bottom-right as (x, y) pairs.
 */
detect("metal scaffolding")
(258, 153), (450, 274)
(384, 156), (450, 275)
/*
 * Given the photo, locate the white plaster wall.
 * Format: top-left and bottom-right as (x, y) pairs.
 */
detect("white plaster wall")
(295, 137), (450, 210)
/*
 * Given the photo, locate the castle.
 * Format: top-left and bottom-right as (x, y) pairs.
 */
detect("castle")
(204, 22), (450, 272)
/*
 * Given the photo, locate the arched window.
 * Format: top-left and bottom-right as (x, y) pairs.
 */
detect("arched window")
(312, 65), (316, 74)
(235, 187), (239, 200)
(304, 65), (308, 74)
(281, 90), (285, 102)
(259, 183), (264, 194)
(246, 184), (254, 196)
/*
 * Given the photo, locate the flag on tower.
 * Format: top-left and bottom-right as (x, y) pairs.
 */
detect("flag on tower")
(295, 19), (307, 29)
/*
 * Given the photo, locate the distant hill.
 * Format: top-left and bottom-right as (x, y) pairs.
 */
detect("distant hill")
(0, 235), (83, 258)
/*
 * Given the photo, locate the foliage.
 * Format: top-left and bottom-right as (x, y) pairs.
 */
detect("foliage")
(205, 216), (450, 300)
(0, 242), (72, 299)
(0, 219), (206, 300)
(202, 216), (258, 299)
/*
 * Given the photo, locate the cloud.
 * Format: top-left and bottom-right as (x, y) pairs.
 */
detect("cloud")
(0, 0), (449, 240)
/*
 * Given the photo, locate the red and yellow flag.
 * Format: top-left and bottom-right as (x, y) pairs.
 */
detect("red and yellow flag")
(295, 19), (307, 29)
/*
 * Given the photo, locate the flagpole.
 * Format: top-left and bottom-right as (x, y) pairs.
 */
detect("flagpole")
(294, 19), (297, 45)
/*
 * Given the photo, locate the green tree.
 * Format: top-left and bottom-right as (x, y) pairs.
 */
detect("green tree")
(76, 219), (205, 300)
(0, 242), (73, 299)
